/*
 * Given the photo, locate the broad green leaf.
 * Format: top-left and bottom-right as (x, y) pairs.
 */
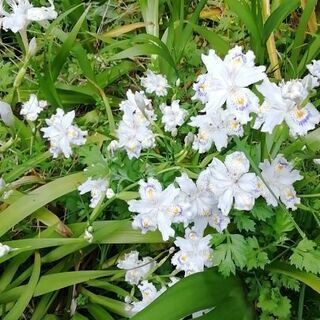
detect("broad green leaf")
(3, 252), (41, 320)
(268, 261), (320, 293)
(34, 270), (121, 296)
(0, 172), (85, 237)
(131, 269), (253, 320)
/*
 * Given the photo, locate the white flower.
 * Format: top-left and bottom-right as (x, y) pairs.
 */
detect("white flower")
(140, 70), (169, 97)
(78, 177), (108, 208)
(206, 151), (258, 215)
(130, 281), (166, 313)
(128, 178), (180, 241)
(0, 243), (11, 257)
(280, 79), (308, 103)
(117, 251), (155, 285)
(192, 74), (211, 104)
(197, 46), (266, 122)
(313, 159), (320, 165)
(27, 36), (37, 55)
(171, 228), (213, 276)
(120, 90), (155, 122)
(106, 188), (115, 199)
(257, 155), (302, 210)
(41, 108), (87, 158)
(189, 110), (243, 153)
(307, 60), (320, 79)
(20, 94), (47, 121)
(83, 226), (93, 243)
(254, 78), (320, 137)
(160, 100), (187, 135)
(0, 101), (14, 126)
(116, 90), (156, 159)
(0, 0), (57, 33)
(0, 177), (5, 191)
(175, 173), (217, 221)
(107, 140), (119, 154)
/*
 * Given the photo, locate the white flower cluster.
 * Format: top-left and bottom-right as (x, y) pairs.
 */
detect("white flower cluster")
(115, 71), (187, 158)
(41, 108), (87, 158)
(128, 151), (302, 272)
(191, 46), (320, 153)
(117, 251), (155, 285)
(172, 227), (213, 276)
(190, 46), (265, 152)
(116, 90), (156, 159)
(0, 0), (57, 33)
(0, 243), (11, 258)
(20, 94), (47, 121)
(254, 76), (320, 137)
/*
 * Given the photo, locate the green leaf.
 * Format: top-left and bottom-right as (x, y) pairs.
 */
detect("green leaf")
(290, 239), (320, 274)
(233, 212), (256, 232)
(34, 270), (120, 296)
(268, 261), (320, 293)
(298, 34), (320, 75)
(86, 304), (115, 320)
(257, 285), (291, 319)
(290, 0), (318, 77)
(212, 234), (248, 276)
(251, 200), (274, 221)
(0, 172), (85, 237)
(225, 0), (263, 61)
(263, 0), (300, 42)
(246, 237), (269, 270)
(3, 252), (41, 320)
(131, 268), (253, 320)
(186, 22), (229, 56)
(51, 6), (90, 81)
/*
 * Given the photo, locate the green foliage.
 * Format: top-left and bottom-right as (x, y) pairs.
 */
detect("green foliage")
(290, 239), (320, 274)
(212, 233), (247, 276)
(257, 285), (291, 319)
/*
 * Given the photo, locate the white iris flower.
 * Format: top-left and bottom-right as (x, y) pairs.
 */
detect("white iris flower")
(254, 77), (320, 137)
(0, 0), (57, 33)
(140, 70), (169, 97)
(117, 251), (155, 285)
(41, 108), (87, 158)
(160, 100), (187, 136)
(257, 155), (302, 210)
(171, 227), (213, 276)
(78, 177), (109, 208)
(20, 94), (47, 121)
(206, 151), (258, 215)
(128, 178), (180, 241)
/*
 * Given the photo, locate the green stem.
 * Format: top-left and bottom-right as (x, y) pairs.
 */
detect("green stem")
(298, 284), (305, 320)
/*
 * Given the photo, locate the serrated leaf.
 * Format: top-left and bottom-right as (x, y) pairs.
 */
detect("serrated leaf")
(290, 239), (320, 274)
(251, 200), (274, 221)
(233, 212), (256, 231)
(212, 234), (247, 276)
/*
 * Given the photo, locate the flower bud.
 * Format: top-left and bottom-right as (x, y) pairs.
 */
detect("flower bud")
(0, 101), (14, 126)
